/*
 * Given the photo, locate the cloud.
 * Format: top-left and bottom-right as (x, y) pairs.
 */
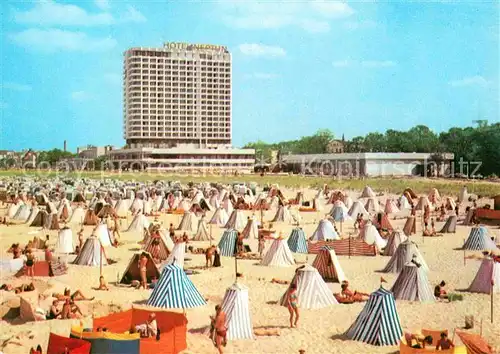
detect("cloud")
(449, 76), (489, 88)
(238, 43), (286, 58)
(95, 0), (110, 10)
(10, 29), (117, 53)
(245, 73), (279, 80)
(13, 1), (146, 26)
(361, 60), (396, 68)
(71, 91), (91, 101)
(0, 82), (32, 91)
(220, 0), (353, 33)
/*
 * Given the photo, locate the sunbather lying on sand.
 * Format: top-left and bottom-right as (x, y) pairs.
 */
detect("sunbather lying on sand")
(271, 278), (289, 285)
(53, 288), (94, 301)
(334, 281), (369, 303)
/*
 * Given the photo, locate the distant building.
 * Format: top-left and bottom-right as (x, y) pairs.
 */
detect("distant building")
(0, 150), (15, 160)
(281, 152), (454, 177)
(21, 149), (37, 168)
(326, 140), (344, 154)
(77, 145), (115, 159)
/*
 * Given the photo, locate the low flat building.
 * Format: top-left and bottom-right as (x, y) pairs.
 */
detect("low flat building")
(77, 145), (115, 159)
(107, 146), (255, 173)
(281, 152), (454, 177)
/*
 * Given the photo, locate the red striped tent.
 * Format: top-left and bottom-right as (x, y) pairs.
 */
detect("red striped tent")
(312, 246), (347, 283)
(307, 239), (377, 256)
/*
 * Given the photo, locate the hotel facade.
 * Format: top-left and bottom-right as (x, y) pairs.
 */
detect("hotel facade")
(108, 42), (255, 172)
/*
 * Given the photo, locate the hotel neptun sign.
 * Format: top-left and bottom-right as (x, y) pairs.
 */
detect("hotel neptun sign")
(164, 42), (228, 52)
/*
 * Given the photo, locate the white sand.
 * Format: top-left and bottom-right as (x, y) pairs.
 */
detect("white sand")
(0, 188), (499, 354)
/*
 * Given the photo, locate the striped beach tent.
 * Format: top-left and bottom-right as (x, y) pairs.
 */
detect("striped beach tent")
(360, 186), (376, 198)
(127, 213), (150, 233)
(279, 264), (338, 309)
(384, 199), (400, 214)
(439, 214), (457, 233)
(390, 263), (435, 302)
(224, 210), (246, 230)
(382, 240), (429, 273)
(467, 257), (500, 294)
(209, 207), (229, 226)
(261, 238), (295, 267)
(177, 211), (198, 234)
(383, 230), (407, 257)
(73, 236), (108, 267)
(415, 196), (430, 211)
(67, 206), (85, 225)
(143, 233), (172, 262)
(221, 283), (254, 340)
(312, 246), (347, 283)
(193, 216), (212, 241)
(345, 287), (403, 346)
(463, 226), (497, 251)
(218, 229), (238, 257)
(329, 204), (350, 222)
(310, 219), (340, 241)
(147, 264), (206, 309)
(287, 228), (308, 254)
(271, 205), (292, 223)
(241, 217), (259, 239)
(165, 242), (186, 268)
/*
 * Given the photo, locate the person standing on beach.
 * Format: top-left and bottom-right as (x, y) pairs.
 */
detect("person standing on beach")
(258, 234), (265, 258)
(211, 305), (227, 354)
(138, 252), (149, 289)
(286, 283), (299, 328)
(77, 228), (84, 250)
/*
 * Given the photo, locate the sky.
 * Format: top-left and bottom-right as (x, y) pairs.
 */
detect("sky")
(0, 0), (498, 151)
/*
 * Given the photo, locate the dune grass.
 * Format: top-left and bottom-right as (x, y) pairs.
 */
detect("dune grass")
(0, 170), (498, 197)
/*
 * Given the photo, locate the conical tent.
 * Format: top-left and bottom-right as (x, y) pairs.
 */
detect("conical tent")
(312, 246), (347, 283)
(68, 207), (85, 225)
(329, 202), (350, 222)
(384, 199), (400, 214)
(415, 196), (430, 211)
(402, 216), (416, 235)
(209, 207), (229, 226)
(220, 283), (254, 340)
(362, 222), (387, 251)
(439, 215), (457, 233)
(127, 213), (151, 233)
(348, 201), (369, 218)
(261, 238), (295, 267)
(177, 211), (199, 233)
(360, 186), (376, 198)
(29, 210), (49, 227)
(8, 202), (21, 219)
(224, 209), (246, 230)
(147, 264), (206, 309)
(218, 229), (238, 257)
(25, 206), (40, 225)
(120, 252), (160, 284)
(287, 228), (308, 254)
(463, 226), (497, 251)
(13, 204), (30, 222)
(83, 209), (98, 226)
(398, 195), (412, 210)
(56, 227), (74, 254)
(383, 230), (408, 256)
(279, 264), (338, 309)
(223, 197), (234, 216)
(364, 198), (381, 213)
(344, 196), (353, 209)
(193, 217), (212, 241)
(382, 240), (429, 273)
(165, 242), (186, 268)
(310, 219), (340, 241)
(467, 258), (500, 294)
(241, 218), (259, 239)
(73, 236), (108, 267)
(114, 199), (130, 217)
(94, 223), (114, 247)
(345, 287), (403, 346)
(143, 233), (172, 262)
(390, 263), (435, 302)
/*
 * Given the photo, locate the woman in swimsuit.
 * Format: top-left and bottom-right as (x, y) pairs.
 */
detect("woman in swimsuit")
(287, 283), (299, 328)
(25, 250), (35, 278)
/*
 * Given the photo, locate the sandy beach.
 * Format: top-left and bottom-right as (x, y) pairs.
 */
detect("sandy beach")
(0, 187), (499, 354)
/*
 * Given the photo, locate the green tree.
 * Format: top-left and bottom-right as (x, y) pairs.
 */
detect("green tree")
(38, 149), (75, 166)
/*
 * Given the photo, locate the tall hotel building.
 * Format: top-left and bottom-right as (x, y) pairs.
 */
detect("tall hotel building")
(108, 42), (255, 172)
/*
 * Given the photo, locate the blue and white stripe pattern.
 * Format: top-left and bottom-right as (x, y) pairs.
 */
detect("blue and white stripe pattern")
(345, 287), (403, 346)
(147, 264), (206, 309)
(287, 228), (308, 254)
(463, 226), (497, 251)
(218, 229), (238, 257)
(221, 283), (254, 340)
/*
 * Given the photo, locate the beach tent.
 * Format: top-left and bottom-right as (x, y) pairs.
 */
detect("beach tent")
(361, 221), (387, 251)
(127, 213), (151, 233)
(382, 240), (429, 273)
(220, 283), (254, 340)
(241, 217), (259, 239)
(439, 214), (457, 233)
(344, 196), (353, 209)
(403, 188), (418, 200)
(310, 219), (340, 241)
(165, 242), (186, 268)
(287, 227), (308, 254)
(12, 204), (31, 222)
(360, 186), (376, 198)
(147, 263), (206, 309)
(73, 236), (107, 267)
(261, 238), (295, 267)
(0, 258), (24, 274)
(403, 216), (417, 235)
(16, 260), (67, 277)
(130, 198), (144, 213)
(68, 207), (85, 225)
(383, 230), (408, 256)
(177, 211), (198, 233)
(25, 206), (40, 225)
(114, 199), (130, 217)
(29, 209), (49, 227)
(83, 209), (98, 226)
(348, 201), (369, 218)
(463, 226), (497, 251)
(222, 196), (234, 215)
(398, 195), (412, 210)
(218, 229), (238, 257)
(390, 263), (435, 302)
(279, 264), (338, 309)
(384, 199), (400, 214)
(373, 213), (394, 231)
(120, 252), (160, 284)
(329, 203), (350, 222)
(56, 227), (74, 254)
(193, 216), (211, 241)
(142, 233), (172, 262)
(272, 205), (293, 223)
(428, 188), (441, 204)
(8, 202), (22, 218)
(312, 246), (347, 283)
(364, 198), (381, 213)
(467, 257), (500, 294)
(94, 223), (114, 247)
(415, 196), (430, 211)
(48, 333), (91, 354)
(224, 209), (247, 230)
(57, 198), (72, 221)
(209, 207), (229, 226)
(345, 287), (403, 346)
(458, 186), (468, 203)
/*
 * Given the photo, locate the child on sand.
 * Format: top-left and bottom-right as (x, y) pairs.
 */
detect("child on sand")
(286, 283), (299, 328)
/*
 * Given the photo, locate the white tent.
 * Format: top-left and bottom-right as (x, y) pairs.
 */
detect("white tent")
(224, 209), (247, 230)
(68, 207), (85, 225)
(220, 282), (254, 340)
(364, 198), (381, 213)
(222, 197), (234, 215)
(165, 242), (186, 268)
(261, 238), (295, 267)
(73, 236), (107, 267)
(209, 207), (229, 226)
(361, 221), (387, 251)
(271, 205), (292, 223)
(94, 223), (114, 247)
(360, 186), (376, 198)
(56, 227), (74, 254)
(310, 219), (340, 241)
(241, 217), (259, 239)
(348, 201), (369, 218)
(127, 213), (150, 233)
(279, 264), (338, 309)
(177, 211), (199, 234)
(114, 199), (130, 217)
(193, 216), (212, 241)
(344, 196), (353, 209)
(398, 195), (412, 210)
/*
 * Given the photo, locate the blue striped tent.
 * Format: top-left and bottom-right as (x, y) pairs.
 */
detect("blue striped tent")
(221, 283), (254, 340)
(463, 226), (497, 251)
(218, 229), (238, 257)
(147, 264), (206, 309)
(287, 228), (308, 254)
(345, 287), (402, 346)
